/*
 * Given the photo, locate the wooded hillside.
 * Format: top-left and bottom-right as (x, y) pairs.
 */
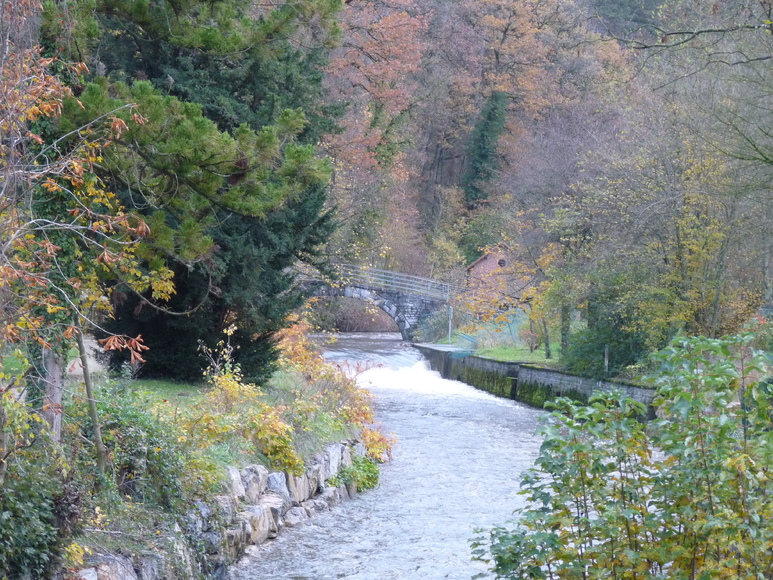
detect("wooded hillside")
(321, 0), (773, 375)
(4, 0), (773, 388)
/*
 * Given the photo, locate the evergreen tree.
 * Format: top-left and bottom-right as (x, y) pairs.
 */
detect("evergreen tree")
(104, 184), (334, 383)
(44, 0), (342, 381)
(84, 0), (342, 139)
(461, 91), (508, 209)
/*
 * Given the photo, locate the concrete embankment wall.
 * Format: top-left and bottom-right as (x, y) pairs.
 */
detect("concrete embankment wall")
(414, 344), (656, 412)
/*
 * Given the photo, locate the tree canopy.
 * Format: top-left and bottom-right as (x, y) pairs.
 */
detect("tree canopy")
(38, 0), (340, 380)
(7, 0), (773, 389)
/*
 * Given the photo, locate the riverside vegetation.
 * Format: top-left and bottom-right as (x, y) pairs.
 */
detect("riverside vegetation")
(473, 333), (773, 579)
(0, 317), (392, 579)
(7, 0), (773, 578)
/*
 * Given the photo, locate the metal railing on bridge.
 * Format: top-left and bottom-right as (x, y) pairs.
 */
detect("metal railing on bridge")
(331, 263), (454, 302)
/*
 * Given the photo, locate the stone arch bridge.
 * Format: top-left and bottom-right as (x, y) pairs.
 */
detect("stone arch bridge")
(306, 264), (453, 341)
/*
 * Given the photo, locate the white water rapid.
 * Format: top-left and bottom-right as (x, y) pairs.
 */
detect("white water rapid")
(228, 333), (545, 580)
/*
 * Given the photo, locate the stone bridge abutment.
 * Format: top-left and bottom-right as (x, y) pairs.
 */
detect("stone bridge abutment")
(310, 283), (447, 341)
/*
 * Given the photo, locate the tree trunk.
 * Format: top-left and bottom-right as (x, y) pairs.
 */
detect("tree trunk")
(708, 203), (735, 337)
(560, 304), (570, 357)
(41, 345), (64, 442)
(75, 320), (106, 476)
(708, 237), (730, 337)
(542, 318), (552, 359)
(764, 203), (773, 305)
(0, 396), (7, 485)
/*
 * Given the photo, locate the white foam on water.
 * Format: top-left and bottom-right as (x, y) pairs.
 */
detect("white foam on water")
(357, 360), (518, 406)
(229, 334), (544, 579)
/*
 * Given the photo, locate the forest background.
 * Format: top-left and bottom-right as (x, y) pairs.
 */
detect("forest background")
(8, 0), (773, 383)
(4, 0), (773, 576)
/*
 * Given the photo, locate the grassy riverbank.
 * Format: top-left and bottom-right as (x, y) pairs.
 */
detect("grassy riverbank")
(0, 319), (393, 577)
(475, 343), (561, 365)
(443, 318), (562, 366)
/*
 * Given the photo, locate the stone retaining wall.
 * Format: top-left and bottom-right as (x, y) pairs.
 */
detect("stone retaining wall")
(414, 344), (656, 413)
(73, 441), (364, 580)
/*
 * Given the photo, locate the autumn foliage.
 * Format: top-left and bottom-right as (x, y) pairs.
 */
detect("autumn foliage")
(149, 318), (394, 477)
(276, 313), (394, 461)
(0, 10), (170, 360)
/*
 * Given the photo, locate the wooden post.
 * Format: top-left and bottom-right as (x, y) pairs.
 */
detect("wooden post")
(448, 304), (453, 344)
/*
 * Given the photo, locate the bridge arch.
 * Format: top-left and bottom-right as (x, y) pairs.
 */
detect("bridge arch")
(305, 264), (453, 341)
(314, 285), (415, 340)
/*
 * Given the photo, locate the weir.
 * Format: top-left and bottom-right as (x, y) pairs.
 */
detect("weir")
(413, 343), (657, 414)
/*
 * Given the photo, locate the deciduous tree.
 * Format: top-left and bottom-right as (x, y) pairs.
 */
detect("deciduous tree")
(0, 2), (166, 451)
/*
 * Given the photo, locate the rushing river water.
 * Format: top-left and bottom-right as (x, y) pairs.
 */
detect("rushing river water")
(228, 333), (546, 580)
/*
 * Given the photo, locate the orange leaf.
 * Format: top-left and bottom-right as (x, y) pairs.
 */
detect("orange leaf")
(27, 131), (44, 145)
(110, 116), (129, 138)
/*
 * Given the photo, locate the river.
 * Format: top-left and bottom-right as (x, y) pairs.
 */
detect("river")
(228, 333), (546, 580)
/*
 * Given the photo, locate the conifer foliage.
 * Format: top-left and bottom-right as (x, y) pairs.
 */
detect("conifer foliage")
(41, 0), (341, 380)
(462, 91), (509, 209)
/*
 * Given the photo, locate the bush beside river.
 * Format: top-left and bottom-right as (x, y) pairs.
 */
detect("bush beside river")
(0, 318), (391, 579)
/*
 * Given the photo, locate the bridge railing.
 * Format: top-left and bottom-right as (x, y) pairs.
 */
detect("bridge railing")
(332, 263), (454, 301)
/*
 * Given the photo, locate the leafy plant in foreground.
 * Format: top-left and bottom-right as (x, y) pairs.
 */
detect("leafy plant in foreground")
(274, 313), (395, 461)
(329, 455), (380, 491)
(172, 326), (305, 475)
(473, 333), (773, 579)
(0, 390), (71, 578)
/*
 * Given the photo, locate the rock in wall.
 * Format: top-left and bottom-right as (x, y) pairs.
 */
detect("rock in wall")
(72, 441), (364, 580)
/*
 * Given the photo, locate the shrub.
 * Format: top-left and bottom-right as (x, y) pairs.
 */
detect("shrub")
(94, 393), (187, 508)
(330, 455), (380, 491)
(0, 394), (70, 578)
(562, 325), (648, 379)
(275, 316), (394, 459)
(473, 334), (773, 579)
(180, 331), (307, 475)
(267, 369), (355, 460)
(360, 425), (395, 462)
(178, 320), (393, 477)
(0, 466), (62, 577)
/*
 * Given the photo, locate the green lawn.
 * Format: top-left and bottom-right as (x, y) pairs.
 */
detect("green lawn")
(0, 349), (27, 376)
(476, 343), (561, 365)
(1, 349), (205, 412)
(130, 379), (204, 408)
